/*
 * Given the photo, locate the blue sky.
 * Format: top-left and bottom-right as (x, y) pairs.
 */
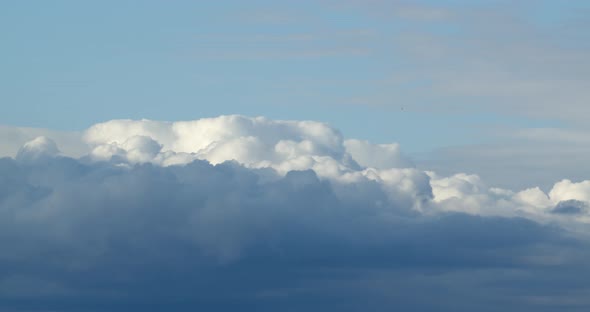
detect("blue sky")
(3, 0), (587, 153)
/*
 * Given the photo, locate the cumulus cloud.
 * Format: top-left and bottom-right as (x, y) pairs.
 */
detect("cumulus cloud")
(343, 139), (413, 169)
(15, 136), (60, 162)
(0, 125), (86, 158)
(84, 116), (353, 171)
(3, 115), (590, 311)
(10, 114), (590, 224)
(552, 199), (588, 215)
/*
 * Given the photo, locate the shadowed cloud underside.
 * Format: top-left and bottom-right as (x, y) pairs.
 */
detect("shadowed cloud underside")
(1, 115), (590, 311)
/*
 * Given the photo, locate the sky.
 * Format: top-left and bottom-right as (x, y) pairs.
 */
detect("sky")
(1, 1), (590, 311)
(2, 0), (590, 189)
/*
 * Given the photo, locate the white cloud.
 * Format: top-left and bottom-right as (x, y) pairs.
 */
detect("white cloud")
(84, 115), (356, 177)
(343, 139), (413, 169)
(5, 115), (590, 227)
(550, 180), (590, 203)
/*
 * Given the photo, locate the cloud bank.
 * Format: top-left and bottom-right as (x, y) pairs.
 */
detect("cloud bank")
(3, 115), (590, 311)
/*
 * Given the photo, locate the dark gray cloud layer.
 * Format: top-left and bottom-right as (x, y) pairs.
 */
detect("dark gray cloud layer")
(1, 155), (589, 311)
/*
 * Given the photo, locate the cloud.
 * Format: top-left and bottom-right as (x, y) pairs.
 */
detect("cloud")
(84, 115), (358, 175)
(6, 115), (590, 221)
(0, 125), (86, 158)
(552, 200), (588, 215)
(3, 115), (590, 311)
(15, 136), (60, 163)
(343, 139), (413, 169)
(0, 155), (582, 311)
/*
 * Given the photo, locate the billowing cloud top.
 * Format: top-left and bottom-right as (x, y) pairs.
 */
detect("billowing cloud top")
(2, 115), (590, 311)
(74, 115), (590, 221)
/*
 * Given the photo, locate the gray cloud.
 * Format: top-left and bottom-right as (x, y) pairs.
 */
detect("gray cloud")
(553, 200), (588, 215)
(0, 152), (588, 311)
(2, 115), (590, 311)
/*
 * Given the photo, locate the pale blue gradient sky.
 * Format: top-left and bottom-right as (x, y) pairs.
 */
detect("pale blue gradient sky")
(1, 0), (587, 153)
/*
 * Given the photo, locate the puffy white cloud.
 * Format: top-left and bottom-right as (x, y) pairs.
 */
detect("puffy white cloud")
(426, 171), (590, 221)
(429, 172), (484, 202)
(549, 179), (590, 203)
(514, 187), (552, 210)
(83, 116), (360, 177)
(343, 139), (413, 169)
